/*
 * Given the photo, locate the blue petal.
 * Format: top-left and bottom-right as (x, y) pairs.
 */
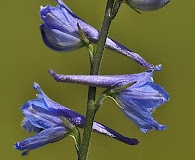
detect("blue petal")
(116, 88), (168, 132)
(121, 82), (169, 109)
(122, 105), (167, 133)
(55, 0), (79, 28)
(40, 24), (82, 51)
(22, 118), (41, 133)
(40, 5), (76, 33)
(33, 82), (86, 125)
(21, 101), (64, 129)
(92, 122), (139, 145)
(14, 126), (67, 155)
(49, 69), (154, 88)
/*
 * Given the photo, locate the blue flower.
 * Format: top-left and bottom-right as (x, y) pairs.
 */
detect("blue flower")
(40, 0), (155, 69)
(114, 76), (169, 133)
(49, 66), (169, 133)
(14, 82), (139, 156)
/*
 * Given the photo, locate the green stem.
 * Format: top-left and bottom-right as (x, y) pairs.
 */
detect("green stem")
(78, 0), (122, 159)
(92, 0), (114, 74)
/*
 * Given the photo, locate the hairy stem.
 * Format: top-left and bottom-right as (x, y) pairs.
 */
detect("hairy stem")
(78, 0), (122, 159)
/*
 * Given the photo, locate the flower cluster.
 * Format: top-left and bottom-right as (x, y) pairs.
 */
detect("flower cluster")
(15, 0), (170, 157)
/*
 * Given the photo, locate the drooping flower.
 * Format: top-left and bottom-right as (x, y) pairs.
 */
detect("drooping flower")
(40, 0), (155, 69)
(125, 0), (170, 11)
(14, 82), (139, 156)
(49, 66), (169, 133)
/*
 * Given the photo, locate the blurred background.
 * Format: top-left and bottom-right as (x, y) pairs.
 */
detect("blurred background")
(1, 0), (194, 159)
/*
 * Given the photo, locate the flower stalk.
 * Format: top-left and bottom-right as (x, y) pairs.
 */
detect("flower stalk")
(78, 0), (122, 159)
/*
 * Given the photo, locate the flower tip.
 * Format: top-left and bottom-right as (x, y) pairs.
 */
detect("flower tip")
(49, 69), (54, 76)
(33, 82), (40, 90)
(40, 5), (44, 10)
(140, 128), (148, 133)
(13, 142), (17, 148)
(130, 138), (139, 145)
(155, 64), (162, 71)
(40, 24), (44, 30)
(49, 69), (56, 79)
(15, 142), (30, 155)
(159, 124), (167, 131)
(33, 82), (44, 95)
(49, 69), (60, 82)
(40, 5), (48, 13)
(14, 142), (21, 150)
(14, 142), (30, 155)
(164, 93), (170, 102)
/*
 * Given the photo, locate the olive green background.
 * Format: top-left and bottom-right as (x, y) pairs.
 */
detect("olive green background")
(1, 0), (194, 159)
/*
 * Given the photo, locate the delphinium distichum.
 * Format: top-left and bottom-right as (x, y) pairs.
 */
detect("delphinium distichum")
(14, 0), (170, 159)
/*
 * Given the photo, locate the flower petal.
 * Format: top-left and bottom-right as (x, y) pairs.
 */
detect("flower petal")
(14, 126), (67, 155)
(21, 100), (64, 129)
(119, 82), (169, 109)
(40, 24), (82, 51)
(92, 122), (139, 145)
(40, 5), (76, 33)
(116, 90), (167, 133)
(33, 82), (86, 125)
(115, 78), (169, 133)
(22, 117), (41, 133)
(49, 68), (155, 88)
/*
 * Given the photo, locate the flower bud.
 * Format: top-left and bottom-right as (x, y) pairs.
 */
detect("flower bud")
(125, 0), (170, 11)
(40, 5), (83, 51)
